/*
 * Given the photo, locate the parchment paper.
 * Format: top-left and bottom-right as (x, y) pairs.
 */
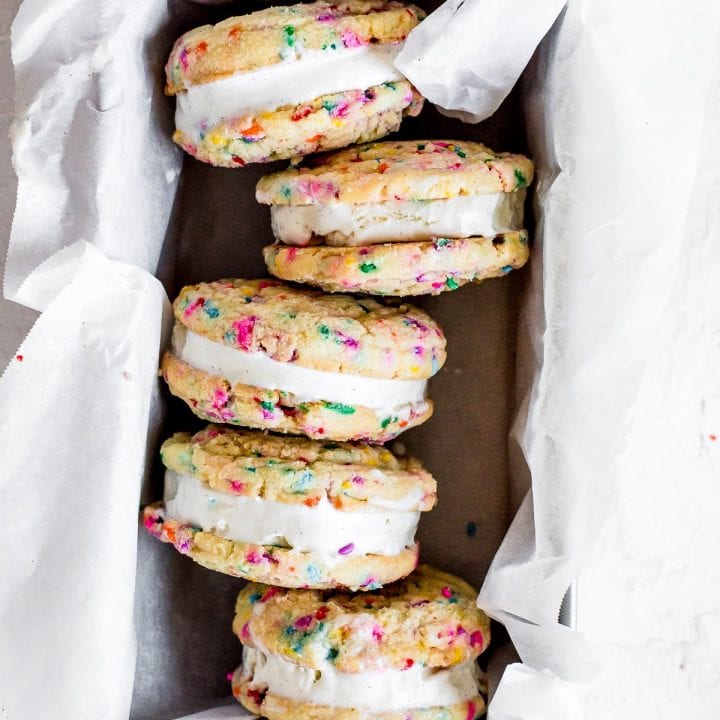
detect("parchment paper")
(3, 0), (717, 718)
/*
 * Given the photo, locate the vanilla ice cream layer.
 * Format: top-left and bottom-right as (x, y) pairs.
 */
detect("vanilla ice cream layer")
(271, 191), (526, 246)
(164, 470), (420, 561)
(176, 44), (404, 144)
(240, 647), (481, 711)
(173, 325), (427, 415)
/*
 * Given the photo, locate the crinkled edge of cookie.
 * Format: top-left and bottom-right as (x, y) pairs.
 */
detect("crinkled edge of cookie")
(173, 278), (446, 380)
(264, 231), (530, 296)
(256, 140), (534, 204)
(161, 426), (437, 510)
(166, 1), (424, 93)
(233, 565), (491, 672)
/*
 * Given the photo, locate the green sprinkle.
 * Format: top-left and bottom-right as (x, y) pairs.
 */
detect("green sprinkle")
(416, 143), (426, 150)
(318, 324), (331, 337)
(281, 186), (292, 199)
(453, 146), (466, 158)
(359, 262), (377, 273)
(434, 238), (451, 249)
(327, 648), (339, 661)
(260, 400), (275, 412)
(380, 417), (394, 429)
(514, 169), (527, 188)
(446, 277), (459, 290)
(245, 467), (256, 473)
(283, 25), (295, 46)
(324, 402), (356, 415)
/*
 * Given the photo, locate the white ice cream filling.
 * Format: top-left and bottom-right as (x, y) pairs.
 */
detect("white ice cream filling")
(271, 191), (526, 246)
(176, 44), (404, 144)
(164, 470), (420, 562)
(173, 325), (427, 415)
(240, 647), (481, 711)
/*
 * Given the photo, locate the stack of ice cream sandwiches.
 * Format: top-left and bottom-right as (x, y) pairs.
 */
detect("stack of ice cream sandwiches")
(143, 2), (534, 717)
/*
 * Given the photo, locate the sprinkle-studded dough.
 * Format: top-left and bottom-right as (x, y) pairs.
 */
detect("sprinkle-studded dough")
(264, 231), (530, 296)
(161, 425), (436, 510)
(172, 279), (446, 380)
(233, 565), (491, 672)
(165, 1), (424, 93)
(256, 140), (535, 205)
(161, 353), (434, 442)
(143, 504), (420, 589)
(173, 82), (423, 168)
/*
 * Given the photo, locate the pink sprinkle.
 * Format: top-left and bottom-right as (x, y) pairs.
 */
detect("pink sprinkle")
(329, 101), (350, 119)
(184, 297), (205, 317)
(335, 331), (359, 350)
(258, 280), (279, 290)
(413, 346), (425, 357)
(294, 615), (313, 629)
(246, 550), (263, 564)
(179, 48), (189, 71)
(341, 29), (363, 48)
(466, 701), (476, 720)
(372, 625), (384, 642)
(456, 625), (467, 636)
(441, 586), (453, 599)
(233, 316), (257, 350)
(469, 630), (484, 647)
(286, 247), (298, 262)
(261, 408), (275, 420)
(431, 282), (443, 289)
(351, 475), (365, 485)
(212, 388), (229, 409)
(316, 12), (335, 21)
(338, 543), (355, 556)
(241, 622), (250, 640)
(260, 587), (280, 603)
(230, 480), (245, 493)
(143, 515), (157, 531)
(226, 671), (234, 681)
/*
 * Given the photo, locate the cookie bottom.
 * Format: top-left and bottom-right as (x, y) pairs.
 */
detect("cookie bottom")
(174, 81), (423, 167)
(161, 352), (433, 442)
(143, 503), (419, 590)
(232, 668), (486, 720)
(264, 231), (529, 296)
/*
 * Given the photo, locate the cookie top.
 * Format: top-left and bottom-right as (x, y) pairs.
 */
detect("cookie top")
(233, 565), (490, 672)
(161, 425), (436, 511)
(256, 140), (534, 205)
(166, 1), (423, 94)
(173, 279), (446, 380)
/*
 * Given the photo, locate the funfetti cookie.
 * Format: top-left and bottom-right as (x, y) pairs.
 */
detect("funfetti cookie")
(166, 1), (424, 167)
(143, 425), (435, 588)
(161, 279), (445, 442)
(258, 139), (534, 295)
(230, 565), (491, 719)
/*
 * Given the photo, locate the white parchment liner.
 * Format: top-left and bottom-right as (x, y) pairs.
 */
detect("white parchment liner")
(2, 0), (719, 719)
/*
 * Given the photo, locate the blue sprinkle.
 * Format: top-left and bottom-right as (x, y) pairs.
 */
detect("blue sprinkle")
(466, 521), (477, 538)
(291, 470), (314, 492)
(203, 300), (220, 318)
(501, 265), (514, 274)
(249, 592), (262, 604)
(306, 565), (321, 583)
